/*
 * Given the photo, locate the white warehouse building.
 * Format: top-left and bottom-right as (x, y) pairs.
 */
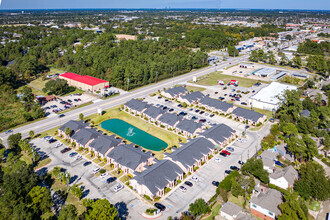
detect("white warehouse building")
(249, 82), (297, 111)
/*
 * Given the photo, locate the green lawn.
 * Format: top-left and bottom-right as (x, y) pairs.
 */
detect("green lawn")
(305, 200), (321, 212)
(84, 106), (186, 159)
(204, 203), (221, 220)
(34, 158), (52, 170)
(190, 71), (268, 88)
(185, 85), (206, 92)
(29, 77), (49, 91)
(228, 193), (247, 209)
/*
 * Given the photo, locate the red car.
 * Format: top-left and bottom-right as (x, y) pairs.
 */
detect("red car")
(221, 150), (231, 156)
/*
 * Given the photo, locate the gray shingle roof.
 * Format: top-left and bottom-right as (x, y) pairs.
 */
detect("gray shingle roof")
(176, 119), (203, 135)
(107, 144), (152, 170)
(132, 160), (183, 195)
(262, 157), (275, 168)
(180, 91), (205, 103)
(232, 107), (264, 123)
(260, 150), (278, 161)
(143, 106), (166, 119)
(270, 166), (298, 186)
(301, 109), (310, 117)
(164, 86), (188, 97)
(202, 124), (235, 145)
(221, 202), (242, 217)
(250, 189), (282, 215)
(199, 97), (234, 112)
(59, 120), (86, 134)
(71, 128), (100, 146)
(236, 212), (257, 220)
(170, 138), (214, 168)
(89, 135), (122, 156)
(158, 113), (183, 126)
(124, 99), (149, 112)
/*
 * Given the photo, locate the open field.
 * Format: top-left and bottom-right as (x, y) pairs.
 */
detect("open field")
(84, 106), (186, 159)
(190, 71), (268, 88)
(29, 77), (49, 91)
(185, 85), (206, 92)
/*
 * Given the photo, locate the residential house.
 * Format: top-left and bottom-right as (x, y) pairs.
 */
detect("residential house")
(142, 106), (166, 122)
(130, 159), (184, 198)
(161, 86), (188, 99)
(202, 124), (236, 147)
(175, 119), (204, 138)
(170, 138), (215, 173)
(220, 202), (243, 220)
(269, 166), (298, 189)
(199, 97), (234, 114)
(231, 107), (266, 126)
(274, 145), (294, 162)
(89, 135), (123, 159)
(107, 144), (154, 175)
(124, 99), (149, 115)
(178, 91), (205, 105)
(262, 157), (276, 173)
(157, 113), (183, 130)
(306, 88), (328, 106)
(58, 120), (87, 138)
(71, 128), (101, 148)
(250, 188), (283, 220)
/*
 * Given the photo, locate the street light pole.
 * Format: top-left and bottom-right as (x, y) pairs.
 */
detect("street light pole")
(66, 173), (69, 192)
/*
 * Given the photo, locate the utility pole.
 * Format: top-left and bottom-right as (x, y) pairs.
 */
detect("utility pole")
(66, 172), (70, 192)
(127, 78), (130, 91)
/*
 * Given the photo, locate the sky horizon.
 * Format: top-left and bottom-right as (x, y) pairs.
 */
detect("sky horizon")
(1, 0), (329, 10)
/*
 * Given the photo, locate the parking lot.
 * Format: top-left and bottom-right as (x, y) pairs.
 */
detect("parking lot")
(42, 93), (98, 116)
(31, 137), (149, 219)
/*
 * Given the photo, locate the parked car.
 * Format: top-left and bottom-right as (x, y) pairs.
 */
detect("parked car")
(226, 147), (234, 152)
(60, 148), (71, 154)
(199, 111), (205, 115)
(192, 116), (198, 120)
(241, 102), (247, 105)
(218, 97), (225, 100)
(225, 170), (232, 174)
(114, 184), (124, 192)
(221, 150), (231, 155)
(212, 181), (219, 187)
(177, 104), (183, 107)
(169, 108), (174, 112)
(185, 181), (193, 187)
(191, 176), (199, 182)
(92, 168), (101, 174)
(5, 130), (13, 134)
(238, 160), (245, 165)
(154, 203), (166, 211)
(158, 96), (162, 99)
(164, 99), (168, 102)
(199, 119), (206, 123)
(55, 143), (63, 148)
(215, 157), (221, 163)
(210, 114), (215, 117)
(100, 173), (108, 178)
(230, 166), (239, 171)
(69, 152), (78, 157)
(83, 161), (92, 166)
(75, 155), (82, 160)
(219, 152), (227, 157)
(106, 177), (117, 183)
(195, 109), (200, 113)
(67, 99), (72, 103)
(162, 106), (168, 110)
(179, 186), (187, 192)
(58, 114), (65, 118)
(274, 160), (283, 167)
(48, 138), (57, 143)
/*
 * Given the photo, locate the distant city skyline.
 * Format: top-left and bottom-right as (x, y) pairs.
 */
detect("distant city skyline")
(1, 0), (329, 10)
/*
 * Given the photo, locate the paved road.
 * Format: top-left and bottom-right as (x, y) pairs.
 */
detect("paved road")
(0, 55), (249, 145)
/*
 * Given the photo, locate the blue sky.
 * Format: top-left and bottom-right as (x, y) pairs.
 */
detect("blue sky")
(1, 0), (329, 10)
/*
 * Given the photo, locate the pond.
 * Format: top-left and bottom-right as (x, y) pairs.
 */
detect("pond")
(100, 119), (168, 151)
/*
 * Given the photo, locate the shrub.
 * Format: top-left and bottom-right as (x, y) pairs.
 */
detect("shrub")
(160, 125), (165, 128)
(193, 166), (199, 171)
(144, 194), (152, 201)
(177, 179), (181, 184)
(164, 187), (171, 194)
(99, 169), (106, 174)
(129, 186), (133, 189)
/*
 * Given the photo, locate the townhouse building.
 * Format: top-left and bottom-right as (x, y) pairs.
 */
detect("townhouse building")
(123, 98), (149, 115)
(178, 91), (205, 105)
(88, 135), (123, 159)
(175, 119), (204, 138)
(201, 124), (236, 147)
(142, 106), (166, 122)
(198, 97), (234, 114)
(58, 120), (87, 138)
(70, 128), (101, 148)
(231, 107), (266, 126)
(161, 86), (188, 99)
(157, 113), (183, 130)
(106, 144), (155, 175)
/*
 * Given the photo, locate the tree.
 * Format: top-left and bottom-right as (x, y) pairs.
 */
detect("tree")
(42, 78), (74, 95)
(241, 158), (269, 184)
(29, 130), (35, 139)
(219, 188), (228, 202)
(58, 204), (79, 220)
(27, 186), (52, 214)
(278, 190), (308, 220)
(227, 46), (239, 57)
(52, 166), (62, 177)
(292, 55), (302, 68)
(217, 170), (239, 192)
(79, 113), (84, 121)
(188, 198), (210, 217)
(84, 199), (118, 220)
(18, 139), (31, 153)
(7, 133), (22, 149)
(65, 127), (72, 136)
(294, 161), (330, 201)
(20, 86), (34, 105)
(71, 184), (84, 200)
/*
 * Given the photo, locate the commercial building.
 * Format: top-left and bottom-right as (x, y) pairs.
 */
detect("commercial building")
(59, 72), (109, 92)
(253, 68), (276, 78)
(249, 82), (297, 111)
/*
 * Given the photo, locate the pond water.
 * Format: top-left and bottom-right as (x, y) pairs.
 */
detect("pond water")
(100, 118), (168, 151)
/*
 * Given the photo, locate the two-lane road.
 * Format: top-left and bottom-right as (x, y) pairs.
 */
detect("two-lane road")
(0, 55), (249, 144)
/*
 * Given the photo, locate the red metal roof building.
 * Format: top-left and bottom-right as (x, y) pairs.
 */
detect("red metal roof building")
(59, 72), (109, 92)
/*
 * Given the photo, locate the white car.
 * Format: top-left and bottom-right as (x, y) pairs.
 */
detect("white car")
(75, 155), (82, 160)
(100, 173), (108, 178)
(55, 143), (63, 148)
(114, 184), (123, 192)
(92, 168), (100, 174)
(191, 176), (199, 182)
(43, 136), (52, 141)
(179, 186), (187, 192)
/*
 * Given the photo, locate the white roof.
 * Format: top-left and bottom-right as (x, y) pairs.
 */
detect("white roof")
(250, 82), (297, 105)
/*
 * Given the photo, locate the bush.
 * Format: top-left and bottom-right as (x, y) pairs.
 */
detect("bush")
(165, 187), (171, 194)
(144, 194), (152, 201)
(99, 169), (106, 174)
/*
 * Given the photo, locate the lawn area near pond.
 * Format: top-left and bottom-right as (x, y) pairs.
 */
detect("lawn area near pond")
(84, 106), (186, 159)
(189, 71), (268, 88)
